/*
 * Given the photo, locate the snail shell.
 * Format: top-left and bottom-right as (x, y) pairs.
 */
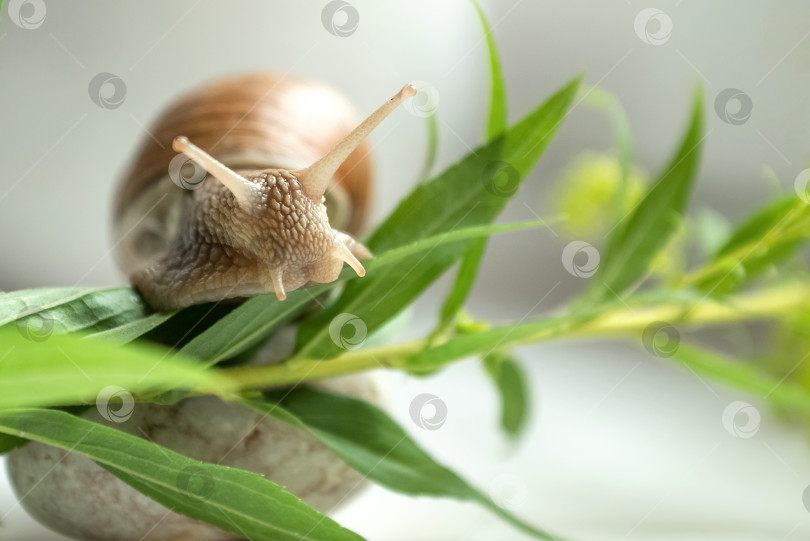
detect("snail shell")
(112, 73), (413, 310)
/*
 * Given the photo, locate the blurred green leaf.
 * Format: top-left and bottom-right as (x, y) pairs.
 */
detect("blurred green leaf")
(250, 388), (562, 541)
(692, 197), (810, 293)
(295, 76), (582, 361)
(589, 88), (704, 300)
(472, 0), (507, 139)
(672, 343), (810, 416)
(0, 329), (224, 409)
(484, 351), (530, 438)
(0, 409), (364, 541)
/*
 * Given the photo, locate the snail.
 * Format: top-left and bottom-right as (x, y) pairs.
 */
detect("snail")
(113, 73), (416, 311)
(6, 73), (410, 540)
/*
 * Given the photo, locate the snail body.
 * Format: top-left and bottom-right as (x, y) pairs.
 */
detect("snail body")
(113, 73), (415, 310)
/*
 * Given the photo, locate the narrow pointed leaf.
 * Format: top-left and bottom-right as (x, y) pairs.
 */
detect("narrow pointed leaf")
(436, 240), (488, 337)
(295, 76), (582, 360)
(590, 88), (704, 300)
(0, 287), (150, 335)
(483, 351), (530, 438)
(87, 312), (173, 343)
(179, 292), (315, 366)
(0, 329), (225, 409)
(0, 409), (364, 541)
(693, 197), (810, 293)
(472, 0), (507, 139)
(249, 388), (564, 540)
(671, 343), (810, 415)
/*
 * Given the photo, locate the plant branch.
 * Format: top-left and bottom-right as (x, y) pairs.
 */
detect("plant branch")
(217, 283), (810, 390)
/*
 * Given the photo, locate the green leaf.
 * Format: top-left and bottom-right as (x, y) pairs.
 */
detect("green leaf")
(0, 409), (364, 541)
(0, 329), (225, 409)
(435, 240), (488, 339)
(184, 218), (560, 366)
(294, 76), (582, 360)
(179, 292), (315, 366)
(671, 343), (810, 416)
(249, 388), (563, 541)
(0, 287), (151, 337)
(715, 197), (801, 257)
(433, 0), (509, 341)
(483, 351), (529, 438)
(590, 88), (704, 300)
(370, 219), (560, 268)
(86, 312), (173, 344)
(692, 197), (810, 293)
(472, 0), (507, 139)
(0, 432), (25, 454)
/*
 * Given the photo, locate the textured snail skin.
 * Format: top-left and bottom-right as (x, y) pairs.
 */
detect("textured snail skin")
(131, 166), (370, 311)
(7, 374), (382, 541)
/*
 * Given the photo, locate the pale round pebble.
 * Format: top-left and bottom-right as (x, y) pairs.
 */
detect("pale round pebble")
(7, 373), (382, 541)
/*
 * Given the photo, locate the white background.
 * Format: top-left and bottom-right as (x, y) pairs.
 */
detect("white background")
(2, 1), (810, 539)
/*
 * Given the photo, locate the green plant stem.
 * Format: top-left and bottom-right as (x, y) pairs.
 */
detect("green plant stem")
(219, 283), (810, 390)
